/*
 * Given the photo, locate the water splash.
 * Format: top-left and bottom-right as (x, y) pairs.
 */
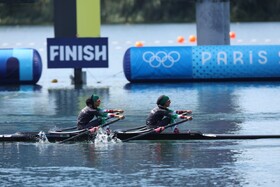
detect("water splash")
(94, 128), (121, 145)
(37, 131), (49, 143)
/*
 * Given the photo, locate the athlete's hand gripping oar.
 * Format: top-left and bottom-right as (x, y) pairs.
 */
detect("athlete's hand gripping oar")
(176, 110), (192, 115)
(58, 116), (124, 144)
(122, 116), (192, 142)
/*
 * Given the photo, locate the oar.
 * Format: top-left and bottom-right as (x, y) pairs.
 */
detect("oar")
(55, 126), (77, 132)
(58, 118), (122, 144)
(122, 118), (191, 142)
(55, 111), (124, 132)
(121, 125), (148, 133)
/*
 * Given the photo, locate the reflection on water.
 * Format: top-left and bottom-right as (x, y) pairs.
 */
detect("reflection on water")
(0, 85), (42, 92)
(3, 139), (280, 186)
(48, 87), (110, 116)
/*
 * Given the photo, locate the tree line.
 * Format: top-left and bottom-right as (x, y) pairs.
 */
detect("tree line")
(0, 0), (280, 25)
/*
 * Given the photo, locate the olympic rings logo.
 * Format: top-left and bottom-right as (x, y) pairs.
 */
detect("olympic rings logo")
(142, 51), (180, 68)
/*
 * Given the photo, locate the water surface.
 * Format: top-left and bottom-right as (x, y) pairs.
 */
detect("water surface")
(1, 23), (280, 186)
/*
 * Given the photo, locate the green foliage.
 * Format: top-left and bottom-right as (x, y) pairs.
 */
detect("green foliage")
(101, 0), (195, 23)
(0, 0), (53, 25)
(230, 0), (280, 22)
(0, 0), (280, 25)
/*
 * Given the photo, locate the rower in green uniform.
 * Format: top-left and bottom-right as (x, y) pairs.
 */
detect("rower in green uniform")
(77, 94), (124, 131)
(146, 95), (192, 133)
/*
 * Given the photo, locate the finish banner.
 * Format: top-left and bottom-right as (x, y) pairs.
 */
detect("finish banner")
(47, 37), (108, 68)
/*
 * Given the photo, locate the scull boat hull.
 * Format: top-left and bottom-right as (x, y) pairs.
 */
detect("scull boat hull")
(1, 131), (280, 142)
(114, 131), (280, 140)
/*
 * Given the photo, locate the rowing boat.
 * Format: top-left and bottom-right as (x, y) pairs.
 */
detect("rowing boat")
(1, 128), (280, 142)
(0, 130), (92, 142)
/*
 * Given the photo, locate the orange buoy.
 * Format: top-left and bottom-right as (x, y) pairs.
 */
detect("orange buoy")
(177, 36), (185, 43)
(229, 31), (236, 39)
(135, 41), (143, 47)
(51, 79), (58, 83)
(189, 35), (196, 43)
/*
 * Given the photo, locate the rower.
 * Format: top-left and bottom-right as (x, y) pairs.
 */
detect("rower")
(146, 95), (192, 133)
(77, 94), (124, 131)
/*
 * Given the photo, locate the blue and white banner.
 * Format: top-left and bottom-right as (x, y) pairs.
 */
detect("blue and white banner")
(47, 37), (108, 68)
(123, 45), (280, 82)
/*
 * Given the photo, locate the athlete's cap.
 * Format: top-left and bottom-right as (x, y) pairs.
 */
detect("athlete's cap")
(91, 94), (100, 102)
(157, 95), (169, 106)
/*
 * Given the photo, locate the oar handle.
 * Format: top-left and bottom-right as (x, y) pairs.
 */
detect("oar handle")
(114, 114), (125, 120)
(176, 110), (192, 115)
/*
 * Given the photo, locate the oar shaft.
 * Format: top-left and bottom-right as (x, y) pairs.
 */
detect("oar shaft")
(55, 117), (113, 133)
(164, 118), (189, 129)
(56, 126), (77, 132)
(58, 130), (89, 144)
(58, 118), (121, 144)
(100, 118), (120, 128)
(122, 118), (189, 142)
(122, 129), (154, 142)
